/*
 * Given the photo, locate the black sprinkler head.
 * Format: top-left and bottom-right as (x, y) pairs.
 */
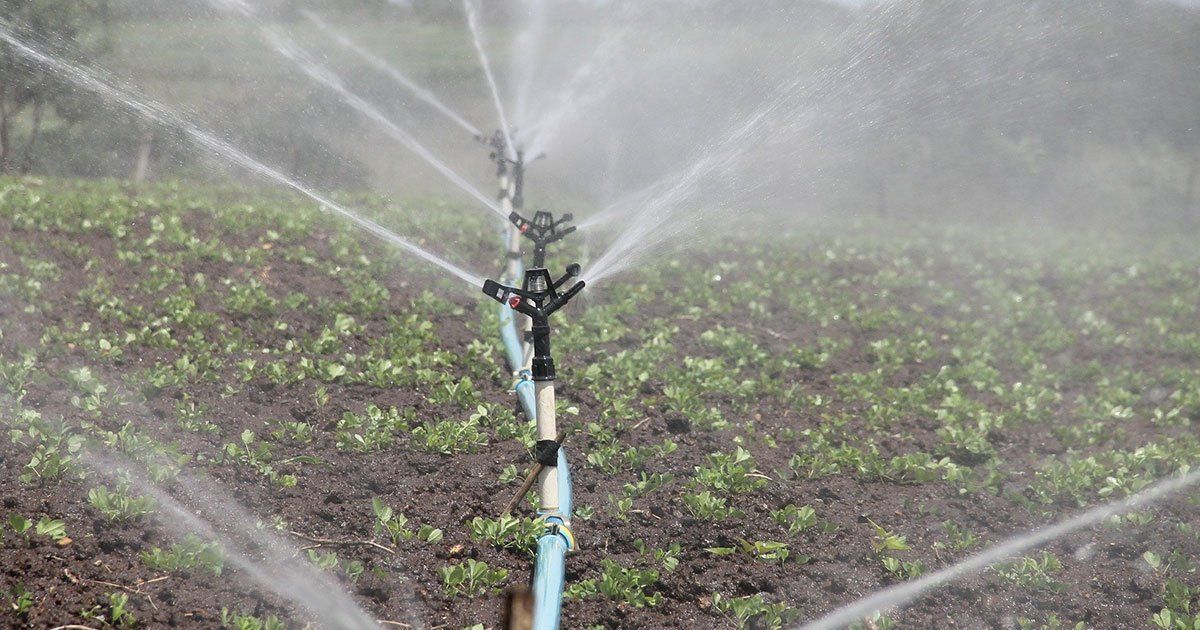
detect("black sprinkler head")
(481, 264), (586, 382)
(508, 210), (577, 268)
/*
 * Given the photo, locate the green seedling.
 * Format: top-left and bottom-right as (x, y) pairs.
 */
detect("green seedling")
(706, 538), (796, 564)
(8, 584), (33, 616)
(711, 593), (800, 630)
(682, 491), (743, 521)
(993, 552), (1066, 593)
(771, 504), (817, 535)
(88, 484), (157, 521)
(141, 534), (225, 575)
(693, 447), (768, 494)
(881, 556), (926, 580)
(440, 559), (507, 597)
(867, 519), (910, 553)
(469, 515), (542, 554)
(565, 559), (661, 608)
(221, 608), (286, 630)
(306, 549), (339, 571)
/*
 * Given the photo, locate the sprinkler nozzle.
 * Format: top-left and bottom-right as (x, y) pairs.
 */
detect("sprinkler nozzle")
(481, 265), (586, 381)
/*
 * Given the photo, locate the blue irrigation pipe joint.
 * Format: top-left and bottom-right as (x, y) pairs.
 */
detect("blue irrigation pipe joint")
(541, 515), (576, 552)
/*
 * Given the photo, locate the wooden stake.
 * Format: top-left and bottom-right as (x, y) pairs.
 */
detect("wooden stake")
(502, 431), (565, 516)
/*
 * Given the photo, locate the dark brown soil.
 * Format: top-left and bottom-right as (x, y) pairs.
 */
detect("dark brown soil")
(1, 180), (1199, 629)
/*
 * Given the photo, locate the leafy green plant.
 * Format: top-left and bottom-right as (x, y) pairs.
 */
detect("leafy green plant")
(141, 534), (225, 575)
(11, 417), (84, 483)
(7, 514), (32, 537)
(88, 484), (157, 521)
(335, 405), (409, 451)
(881, 556), (926, 580)
(8, 584), (33, 616)
(107, 592), (137, 628)
(306, 549), (339, 571)
(440, 559), (507, 596)
(682, 491), (743, 521)
(565, 559), (661, 608)
(705, 538), (797, 564)
(469, 515), (542, 554)
(411, 418), (486, 455)
(868, 519), (911, 553)
(221, 430), (304, 487)
(771, 504), (817, 535)
(993, 552), (1066, 593)
(693, 447), (768, 494)
(1152, 579), (1200, 629)
(34, 517), (67, 542)
(712, 593), (800, 630)
(935, 520), (979, 551)
(369, 498), (441, 546)
(632, 539), (682, 572)
(221, 608), (286, 630)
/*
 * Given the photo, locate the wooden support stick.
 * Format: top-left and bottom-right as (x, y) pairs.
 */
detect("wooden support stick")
(502, 431), (566, 516)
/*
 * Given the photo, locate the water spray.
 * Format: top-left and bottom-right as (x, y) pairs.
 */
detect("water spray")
(300, 9), (483, 137)
(0, 22), (484, 288)
(482, 264), (585, 630)
(464, 0), (517, 162)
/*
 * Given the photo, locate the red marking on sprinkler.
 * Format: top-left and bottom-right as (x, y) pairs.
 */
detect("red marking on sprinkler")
(519, 224), (530, 233)
(508, 295), (522, 309)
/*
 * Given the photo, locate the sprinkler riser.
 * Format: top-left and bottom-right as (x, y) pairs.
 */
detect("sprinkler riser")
(498, 173), (510, 206)
(512, 150), (526, 209)
(530, 320), (554, 381)
(536, 381), (559, 511)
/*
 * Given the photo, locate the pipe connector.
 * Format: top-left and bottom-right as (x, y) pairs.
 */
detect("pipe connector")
(541, 515), (576, 552)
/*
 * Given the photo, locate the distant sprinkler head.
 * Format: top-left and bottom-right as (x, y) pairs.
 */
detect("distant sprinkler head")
(508, 210), (578, 268)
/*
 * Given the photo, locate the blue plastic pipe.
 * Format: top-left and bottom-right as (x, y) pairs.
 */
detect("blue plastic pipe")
(532, 447), (574, 630)
(499, 232), (537, 421)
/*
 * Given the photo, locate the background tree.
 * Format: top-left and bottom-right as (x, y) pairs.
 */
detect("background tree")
(0, 0), (110, 173)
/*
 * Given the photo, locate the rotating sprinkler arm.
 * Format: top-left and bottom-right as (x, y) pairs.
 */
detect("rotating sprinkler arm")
(482, 265), (583, 321)
(482, 264), (583, 379)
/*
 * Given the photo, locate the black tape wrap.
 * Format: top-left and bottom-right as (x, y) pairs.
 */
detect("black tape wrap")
(534, 440), (560, 467)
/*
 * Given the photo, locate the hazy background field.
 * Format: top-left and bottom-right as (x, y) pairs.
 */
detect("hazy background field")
(2, 0), (1199, 232)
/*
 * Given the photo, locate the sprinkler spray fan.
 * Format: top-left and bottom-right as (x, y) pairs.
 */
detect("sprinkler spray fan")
(509, 210), (577, 268)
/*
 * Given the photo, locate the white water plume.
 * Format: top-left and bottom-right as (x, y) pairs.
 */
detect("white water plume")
(581, 105), (777, 286)
(796, 466), (1200, 629)
(85, 451), (386, 630)
(0, 21), (483, 288)
(210, 0), (503, 219)
(521, 25), (629, 159)
(463, 0), (517, 159)
(300, 9), (483, 138)
(581, 0), (1081, 284)
(511, 0), (550, 130)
